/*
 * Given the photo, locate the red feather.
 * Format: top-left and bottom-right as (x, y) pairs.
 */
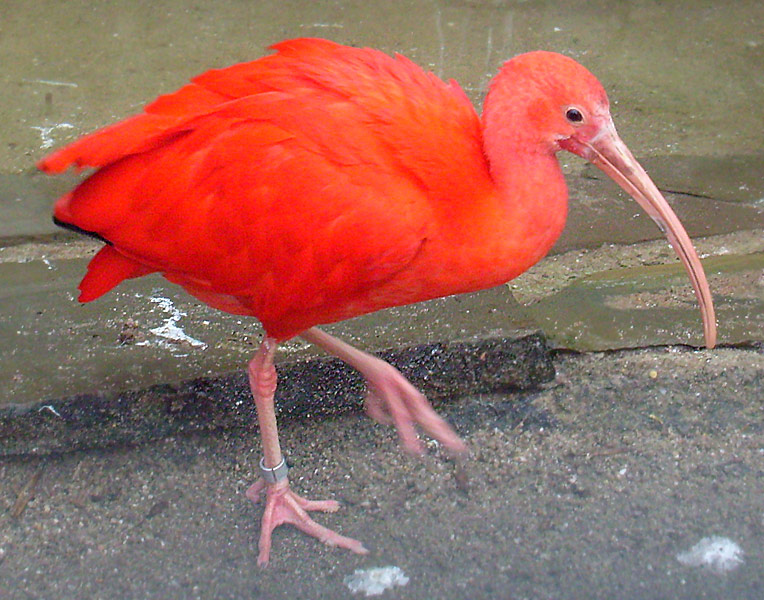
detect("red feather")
(78, 245), (154, 302)
(39, 38), (504, 339)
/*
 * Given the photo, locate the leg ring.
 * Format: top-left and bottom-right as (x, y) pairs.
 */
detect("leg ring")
(259, 457), (289, 484)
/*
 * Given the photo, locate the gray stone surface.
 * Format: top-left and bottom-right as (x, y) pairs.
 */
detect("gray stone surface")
(3, 0), (763, 177)
(557, 175), (764, 255)
(584, 153), (764, 206)
(0, 171), (79, 244)
(524, 251), (764, 350)
(1, 346), (762, 599)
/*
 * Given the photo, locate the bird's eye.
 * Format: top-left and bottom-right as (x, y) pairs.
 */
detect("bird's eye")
(565, 107), (584, 123)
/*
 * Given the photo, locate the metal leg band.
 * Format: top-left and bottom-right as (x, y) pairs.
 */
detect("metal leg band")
(259, 457), (289, 484)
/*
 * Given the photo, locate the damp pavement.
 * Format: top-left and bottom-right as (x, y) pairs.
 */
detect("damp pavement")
(2, 1), (764, 599)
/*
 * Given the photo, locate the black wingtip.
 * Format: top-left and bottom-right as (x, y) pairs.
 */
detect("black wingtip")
(52, 216), (112, 245)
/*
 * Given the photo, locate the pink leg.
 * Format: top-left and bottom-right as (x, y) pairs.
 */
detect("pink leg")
(246, 337), (368, 566)
(301, 327), (467, 455)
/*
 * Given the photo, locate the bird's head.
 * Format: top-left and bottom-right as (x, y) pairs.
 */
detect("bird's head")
(484, 51), (612, 153)
(484, 51), (717, 348)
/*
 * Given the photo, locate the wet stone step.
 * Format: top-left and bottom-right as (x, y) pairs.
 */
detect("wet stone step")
(524, 252), (764, 351)
(556, 169), (764, 255)
(583, 153), (764, 205)
(0, 170), (81, 244)
(0, 255), (553, 455)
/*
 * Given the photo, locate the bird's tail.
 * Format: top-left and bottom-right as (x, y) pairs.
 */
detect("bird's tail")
(75, 244), (155, 303)
(52, 196), (154, 302)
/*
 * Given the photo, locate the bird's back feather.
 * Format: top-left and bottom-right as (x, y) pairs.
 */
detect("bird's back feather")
(39, 38), (496, 338)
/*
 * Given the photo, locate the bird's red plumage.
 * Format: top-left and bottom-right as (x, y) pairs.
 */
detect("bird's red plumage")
(38, 39), (717, 564)
(39, 38), (566, 339)
(78, 245), (154, 302)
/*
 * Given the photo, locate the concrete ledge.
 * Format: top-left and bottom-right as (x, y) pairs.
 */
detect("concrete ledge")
(0, 331), (553, 456)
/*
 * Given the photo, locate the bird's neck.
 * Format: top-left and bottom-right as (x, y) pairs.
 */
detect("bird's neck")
(477, 70), (570, 278)
(485, 144), (569, 280)
(424, 146), (568, 301)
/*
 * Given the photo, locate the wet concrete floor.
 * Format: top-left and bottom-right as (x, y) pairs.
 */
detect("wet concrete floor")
(1, 0), (763, 598)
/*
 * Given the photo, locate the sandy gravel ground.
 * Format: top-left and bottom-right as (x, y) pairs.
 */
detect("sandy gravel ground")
(1, 345), (762, 600)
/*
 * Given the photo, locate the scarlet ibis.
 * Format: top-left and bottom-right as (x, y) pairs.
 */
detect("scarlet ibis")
(39, 38), (716, 565)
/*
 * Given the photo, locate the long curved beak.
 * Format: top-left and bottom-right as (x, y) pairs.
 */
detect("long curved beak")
(562, 122), (716, 348)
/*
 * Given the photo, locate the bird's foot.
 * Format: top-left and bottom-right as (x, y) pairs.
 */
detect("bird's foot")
(300, 327), (467, 456)
(363, 359), (468, 455)
(246, 478), (368, 566)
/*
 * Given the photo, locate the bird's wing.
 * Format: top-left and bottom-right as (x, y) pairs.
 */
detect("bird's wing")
(40, 39), (493, 333)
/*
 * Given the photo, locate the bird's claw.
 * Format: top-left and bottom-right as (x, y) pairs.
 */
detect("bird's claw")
(246, 478), (368, 566)
(300, 327), (467, 455)
(362, 361), (468, 455)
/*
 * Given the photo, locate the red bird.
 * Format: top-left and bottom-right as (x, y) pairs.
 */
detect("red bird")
(39, 38), (716, 565)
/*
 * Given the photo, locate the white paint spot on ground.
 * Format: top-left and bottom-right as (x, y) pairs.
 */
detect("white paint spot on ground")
(299, 22), (344, 28)
(22, 78), (79, 88)
(31, 123), (75, 149)
(344, 566), (410, 596)
(136, 295), (207, 351)
(677, 536), (744, 574)
(38, 405), (62, 418)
